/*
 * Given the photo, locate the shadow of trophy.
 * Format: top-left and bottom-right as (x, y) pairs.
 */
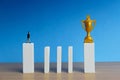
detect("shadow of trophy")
(68, 74), (73, 80)
(84, 74), (96, 80)
(44, 74), (49, 80)
(23, 74), (35, 80)
(57, 74), (61, 80)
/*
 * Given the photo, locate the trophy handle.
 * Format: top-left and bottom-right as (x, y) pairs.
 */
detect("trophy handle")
(81, 20), (85, 30)
(92, 20), (96, 30)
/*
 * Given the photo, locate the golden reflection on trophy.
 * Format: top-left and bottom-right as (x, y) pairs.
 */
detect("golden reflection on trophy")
(81, 15), (96, 43)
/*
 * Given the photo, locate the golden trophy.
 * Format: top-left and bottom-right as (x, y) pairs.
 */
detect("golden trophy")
(81, 15), (96, 43)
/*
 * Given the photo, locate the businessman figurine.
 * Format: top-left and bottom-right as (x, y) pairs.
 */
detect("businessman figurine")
(27, 32), (31, 43)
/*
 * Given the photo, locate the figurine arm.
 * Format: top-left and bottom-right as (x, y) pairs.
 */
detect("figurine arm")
(81, 20), (85, 30)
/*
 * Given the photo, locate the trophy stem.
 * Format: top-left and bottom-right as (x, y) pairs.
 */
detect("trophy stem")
(87, 32), (91, 37)
(84, 32), (93, 43)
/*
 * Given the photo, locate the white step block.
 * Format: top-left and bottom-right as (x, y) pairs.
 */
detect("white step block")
(84, 43), (95, 73)
(68, 46), (73, 73)
(57, 46), (62, 73)
(23, 43), (34, 73)
(44, 46), (50, 73)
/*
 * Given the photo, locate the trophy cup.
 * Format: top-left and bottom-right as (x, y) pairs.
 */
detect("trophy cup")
(81, 15), (96, 43)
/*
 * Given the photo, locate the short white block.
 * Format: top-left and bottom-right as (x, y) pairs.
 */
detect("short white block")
(44, 47), (50, 73)
(84, 43), (95, 73)
(57, 46), (62, 73)
(68, 46), (73, 73)
(23, 43), (34, 73)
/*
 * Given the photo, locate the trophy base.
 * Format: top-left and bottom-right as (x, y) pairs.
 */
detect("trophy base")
(84, 36), (94, 43)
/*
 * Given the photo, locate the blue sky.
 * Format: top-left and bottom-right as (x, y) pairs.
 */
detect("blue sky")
(0, 0), (120, 62)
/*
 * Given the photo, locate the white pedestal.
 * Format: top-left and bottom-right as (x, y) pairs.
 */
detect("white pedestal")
(57, 46), (62, 73)
(84, 43), (95, 73)
(68, 46), (73, 73)
(23, 43), (34, 73)
(44, 46), (50, 73)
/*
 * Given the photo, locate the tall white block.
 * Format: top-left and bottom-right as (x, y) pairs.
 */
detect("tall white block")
(44, 46), (50, 73)
(84, 43), (95, 73)
(68, 46), (73, 73)
(57, 46), (62, 73)
(23, 43), (34, 73)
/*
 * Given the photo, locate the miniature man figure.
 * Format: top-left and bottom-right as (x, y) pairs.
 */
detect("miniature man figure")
(27, 32), (30, 43)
